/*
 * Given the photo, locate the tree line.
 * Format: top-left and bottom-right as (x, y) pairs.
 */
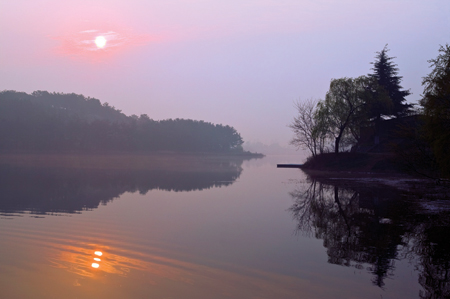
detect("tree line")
(0, 90), (244, 153)
(290, 44), (450, 177)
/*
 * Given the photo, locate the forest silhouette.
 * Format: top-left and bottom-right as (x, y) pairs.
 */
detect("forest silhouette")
(0, 90), (245, 153)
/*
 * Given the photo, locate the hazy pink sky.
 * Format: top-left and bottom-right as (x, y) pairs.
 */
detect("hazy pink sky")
(1, 0), (449, 146)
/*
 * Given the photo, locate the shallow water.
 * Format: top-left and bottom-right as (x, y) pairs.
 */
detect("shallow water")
(0, 154), (448, 298)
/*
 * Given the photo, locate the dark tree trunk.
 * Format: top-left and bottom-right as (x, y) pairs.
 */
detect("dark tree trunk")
(335, 137), (340, 154)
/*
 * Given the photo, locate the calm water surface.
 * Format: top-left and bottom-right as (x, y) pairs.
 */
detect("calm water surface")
(0, 154), (448, 298)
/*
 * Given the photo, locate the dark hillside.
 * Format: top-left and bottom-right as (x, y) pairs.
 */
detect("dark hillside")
(0, 90), (250, 154)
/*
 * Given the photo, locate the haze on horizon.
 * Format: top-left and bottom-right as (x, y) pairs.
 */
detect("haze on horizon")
(1, 0), (448, 147)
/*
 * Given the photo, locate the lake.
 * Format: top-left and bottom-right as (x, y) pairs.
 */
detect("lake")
(0, 154), (449, 298)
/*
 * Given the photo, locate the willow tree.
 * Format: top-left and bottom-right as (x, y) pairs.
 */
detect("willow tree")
(317, 77), (368, 154)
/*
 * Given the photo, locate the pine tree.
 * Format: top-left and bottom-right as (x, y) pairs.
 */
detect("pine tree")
(369, 45), (412, 117)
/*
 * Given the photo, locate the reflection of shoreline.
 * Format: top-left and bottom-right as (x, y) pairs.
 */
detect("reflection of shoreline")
(299, 168), (450, 201)
(0, 154), (258, 215)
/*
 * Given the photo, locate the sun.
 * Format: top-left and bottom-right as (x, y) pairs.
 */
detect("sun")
(95, 36), (107, 48)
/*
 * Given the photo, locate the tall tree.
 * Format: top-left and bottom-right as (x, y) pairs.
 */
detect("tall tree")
(420, 44), (450, 177)
(369, 45), (412, 117)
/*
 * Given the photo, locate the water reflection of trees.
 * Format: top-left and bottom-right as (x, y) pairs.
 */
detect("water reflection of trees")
(407, 213), (450, 299)
(0, 157), (246, 216)
(289, 176), (450, 296)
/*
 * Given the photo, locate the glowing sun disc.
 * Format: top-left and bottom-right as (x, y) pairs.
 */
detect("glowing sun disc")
(95, 36), (107, 48)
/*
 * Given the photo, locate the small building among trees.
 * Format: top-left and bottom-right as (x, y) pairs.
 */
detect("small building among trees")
(355, 114), (421, 153)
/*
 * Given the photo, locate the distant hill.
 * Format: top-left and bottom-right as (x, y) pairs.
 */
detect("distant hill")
(0, 90), (248, 154)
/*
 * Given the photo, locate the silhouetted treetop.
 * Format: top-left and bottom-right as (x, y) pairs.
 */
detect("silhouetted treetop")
(369, 45), (412, 117)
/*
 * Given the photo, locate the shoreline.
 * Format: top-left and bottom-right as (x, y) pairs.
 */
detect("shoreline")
(299, 152), (402, 173)
(0, 151), (263, 170)
(293, 152), (450, 200)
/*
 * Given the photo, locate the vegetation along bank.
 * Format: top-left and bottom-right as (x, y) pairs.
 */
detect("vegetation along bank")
(290, 44), (450, 180)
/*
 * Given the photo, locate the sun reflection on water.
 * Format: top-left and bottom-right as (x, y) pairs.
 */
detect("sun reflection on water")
(48, 240), (307, 298)
(91, 251), (103, 268)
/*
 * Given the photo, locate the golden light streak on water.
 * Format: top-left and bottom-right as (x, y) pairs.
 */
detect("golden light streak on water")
(45, 240), (319, 297)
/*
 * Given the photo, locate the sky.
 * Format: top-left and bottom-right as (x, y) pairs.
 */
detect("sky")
(1, 0), (449, 147)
